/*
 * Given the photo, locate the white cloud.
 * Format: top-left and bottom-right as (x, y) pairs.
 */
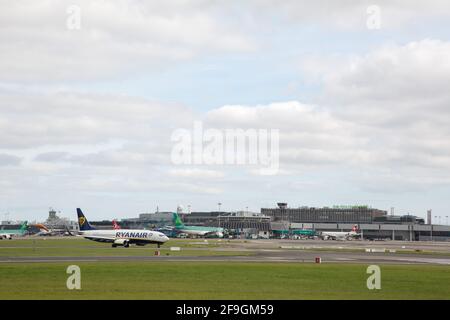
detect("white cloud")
(323, 40), (450, 110)
(244, 0), (450, 30)
(0, 0), (254, 82)
(0, 89), (192, 149)
(319, 40), (450, 166)
(205, 101), (361, 167)
(3, 1), (450, 83)
(300, 40), (450, 190)
(201, 38), (450, 192)
(168, 168), (225, 179)
(2, 1), (450, 218)
(2, 39), (450, 216)
(0, 89), (198, 208)
(0, 153), (22, 166)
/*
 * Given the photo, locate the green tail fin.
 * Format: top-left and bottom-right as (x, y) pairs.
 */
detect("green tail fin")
(172, 213), (184, 228)
(20, 221), (28, 231)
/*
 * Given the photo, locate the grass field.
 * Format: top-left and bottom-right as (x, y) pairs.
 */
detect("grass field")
(0, 238), (449, 299)
(0, 262), (449, 299)
(297, 247), (450, 256)
(0, 238), (249, 257)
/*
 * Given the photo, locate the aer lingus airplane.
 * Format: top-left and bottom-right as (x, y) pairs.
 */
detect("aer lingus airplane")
(0, 221), (28, 239)
(172, 212), (224, 237)
(77, 208), (169, 248)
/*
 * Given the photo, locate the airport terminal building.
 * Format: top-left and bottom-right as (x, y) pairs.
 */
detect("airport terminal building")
(182, 204), (449, 241)
(85, 203), (450, 241)
(263, 203), (449, 241)
(261, 204), (387, 224)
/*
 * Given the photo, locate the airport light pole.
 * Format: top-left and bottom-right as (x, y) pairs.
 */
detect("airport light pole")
(217, 203), (222, 229)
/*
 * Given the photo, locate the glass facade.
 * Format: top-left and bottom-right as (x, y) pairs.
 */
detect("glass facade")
(261, 207), (387, 224)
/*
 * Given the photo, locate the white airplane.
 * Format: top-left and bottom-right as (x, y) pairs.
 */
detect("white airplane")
(0, 221), (28, 239)
(77, 208), (169, 248)
(320, 225), (361, 240)
(171, 213), (224, 238)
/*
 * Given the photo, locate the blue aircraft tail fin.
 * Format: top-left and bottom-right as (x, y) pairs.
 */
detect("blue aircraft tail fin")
(77, 208), (96, 231)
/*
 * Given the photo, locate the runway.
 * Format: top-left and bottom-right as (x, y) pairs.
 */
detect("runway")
(1, 238), (449, 265)
(1, 249), (449, 265)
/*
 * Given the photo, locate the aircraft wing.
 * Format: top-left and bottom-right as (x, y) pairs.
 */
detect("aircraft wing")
(158, 226), (175, 231)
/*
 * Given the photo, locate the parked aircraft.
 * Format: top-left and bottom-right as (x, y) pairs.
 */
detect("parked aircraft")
(172, 213), (224, 237)
(112, 220), (121, 230)
(0, 221), (28, 239)
(320, 225), (360, 240)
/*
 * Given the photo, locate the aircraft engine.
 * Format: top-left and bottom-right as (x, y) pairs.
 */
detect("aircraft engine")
(113, 239), (130, 247)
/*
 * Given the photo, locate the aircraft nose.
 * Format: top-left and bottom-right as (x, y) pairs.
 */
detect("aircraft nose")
(164, 235), (169, 241)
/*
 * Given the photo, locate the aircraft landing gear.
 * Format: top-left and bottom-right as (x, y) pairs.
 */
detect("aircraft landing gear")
(154, 243), (161, 256)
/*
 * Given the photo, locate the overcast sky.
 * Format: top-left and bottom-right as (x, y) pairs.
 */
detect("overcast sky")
(1, 1), (450, 222)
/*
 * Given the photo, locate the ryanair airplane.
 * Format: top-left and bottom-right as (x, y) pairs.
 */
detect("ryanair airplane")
(77, 208), (169, 248)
